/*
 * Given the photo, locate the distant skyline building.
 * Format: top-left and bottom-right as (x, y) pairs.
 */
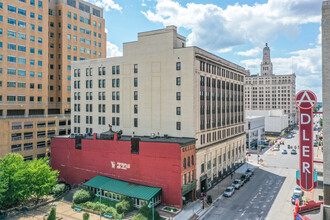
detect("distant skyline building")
(244, 44), (296, 127)
(71, 26), (248, 193)
(0, 0), (106, 160)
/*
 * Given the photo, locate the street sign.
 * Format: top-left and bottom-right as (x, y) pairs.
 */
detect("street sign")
(295, 90), (317, 191)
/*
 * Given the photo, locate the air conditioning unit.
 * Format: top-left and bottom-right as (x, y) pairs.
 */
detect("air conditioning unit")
(150, 133), (156, 139)
(164, 134), (169, 138)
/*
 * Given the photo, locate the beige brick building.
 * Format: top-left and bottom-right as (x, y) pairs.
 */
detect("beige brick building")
(0, 0), (106, 159)
(245, 44), (296, 126)
(71, 26), (248, 193)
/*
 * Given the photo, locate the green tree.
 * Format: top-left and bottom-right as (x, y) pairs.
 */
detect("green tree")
(83, 212), (90, 220)
(47, 206), (56, 220)
(25, 157), (59, 203)
(0, 154), (59, 209)
(0, 154), (26, 209)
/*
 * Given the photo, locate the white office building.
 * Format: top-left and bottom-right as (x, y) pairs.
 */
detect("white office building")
(71, 26), (249, 193)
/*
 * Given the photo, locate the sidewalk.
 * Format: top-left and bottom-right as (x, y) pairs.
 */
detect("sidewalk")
(175, 162), (259, 220)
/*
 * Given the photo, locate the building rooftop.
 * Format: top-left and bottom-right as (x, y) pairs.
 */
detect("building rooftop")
(54, 131), (196, 145)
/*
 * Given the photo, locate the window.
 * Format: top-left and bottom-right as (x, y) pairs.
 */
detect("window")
(176, 122), (181, 130)
(176, 92), (181, 100)
(38, 15), (42, 20)
(176, 62), (181, 70)
(8, 30), (16, 38)
(8, 17), (16, 25)
(176, 107), (181, 115)
(18, 20), (26, 28)
(30, 0), (35, 6)
(175, 76), (182, 86)
(18, 33), (26, 40)
(18, 8), (26, 16)
(8, 56), (16, 63)
(134, 118), (138, 127)
(68, 11), (71, 18)
(134, 91), (138, 100)
(8, 5), (17, 13)
(38, 1), (43, 8)
(134, 105), (138, 114)
(8, 43), (16, 51)
(116, 66), (120, 74)
(134, 78), (138, 87)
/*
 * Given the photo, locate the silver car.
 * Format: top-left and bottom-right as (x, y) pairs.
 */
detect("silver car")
(223, 186), (235, 197)
(232, 179), (243, 189)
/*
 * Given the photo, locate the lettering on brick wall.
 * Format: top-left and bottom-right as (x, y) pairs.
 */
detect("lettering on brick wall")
(111, 161), (130, 170)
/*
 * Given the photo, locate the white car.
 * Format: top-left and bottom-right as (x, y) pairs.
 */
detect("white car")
(223, 186), (235, 197)
(274, 146), (280, 151)
(294, 186), (303, 196)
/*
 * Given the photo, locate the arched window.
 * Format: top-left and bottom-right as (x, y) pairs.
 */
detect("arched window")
(191, 155), (194, 165)
(188, 157), (190, 167)
(183, 158), (186, 169)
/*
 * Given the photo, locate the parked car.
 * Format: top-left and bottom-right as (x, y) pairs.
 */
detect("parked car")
(240, 174), (250, 184)
(291, 193), (302, 205)
(223, 186), (235, 197)
(287, 134), (293, 138)
(282, 149), (287, 154)
(294, 186), (303, 196)
(232, 179), (243, 189)
(274, 146), (280, 151)
(245, 168), (254, 176)
(314, 140), (318, 147)
(291, 149), (297, 155)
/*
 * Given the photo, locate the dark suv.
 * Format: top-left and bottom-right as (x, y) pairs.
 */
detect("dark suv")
(240, 174), (250, 184)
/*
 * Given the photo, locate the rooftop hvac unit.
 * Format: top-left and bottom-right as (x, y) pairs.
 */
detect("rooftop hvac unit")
(150, 133), (156, 139)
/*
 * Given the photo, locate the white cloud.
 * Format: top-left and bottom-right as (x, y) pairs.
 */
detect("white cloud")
(141, 0), (147, 7)
(237, 48), (260, 57)
(317, 26), (322, 45)
(86, 0), (122, 11)
(107, 41), (122, 57)
(142, 0), (321, 51)
(241, 46), (322, 99)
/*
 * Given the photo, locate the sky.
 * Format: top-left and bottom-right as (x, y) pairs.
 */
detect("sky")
(86, 0), (323, 100)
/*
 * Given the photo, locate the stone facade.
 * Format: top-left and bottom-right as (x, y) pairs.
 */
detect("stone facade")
(322, 1), (330, 215)
(71, 26), (248, 192)
(245, 44), (296, 126)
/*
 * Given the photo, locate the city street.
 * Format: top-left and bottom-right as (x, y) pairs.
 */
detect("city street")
(203, 127), (320, 220)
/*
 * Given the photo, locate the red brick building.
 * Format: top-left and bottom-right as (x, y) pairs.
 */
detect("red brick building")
(51, 131), (196, 208)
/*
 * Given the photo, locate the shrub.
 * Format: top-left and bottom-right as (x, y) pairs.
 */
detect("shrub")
(53, 183), (66, 197)
(116, 198), (134, 215)
(133, 213), (148, 220)
(47, 206), (56, 220)
(137, 205), (161, 220)
(73, 189), (94, 204)
(83, 212), (90, 220)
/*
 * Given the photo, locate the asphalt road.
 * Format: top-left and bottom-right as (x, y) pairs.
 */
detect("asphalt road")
(203, 129), (301, 220)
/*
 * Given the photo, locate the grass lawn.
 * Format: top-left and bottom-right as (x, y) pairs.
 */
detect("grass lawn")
(164, 207), (178, 212)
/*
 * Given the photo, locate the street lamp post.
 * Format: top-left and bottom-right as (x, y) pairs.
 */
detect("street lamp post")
(148, 198), (154, 220)
(97, 188), (102, 220)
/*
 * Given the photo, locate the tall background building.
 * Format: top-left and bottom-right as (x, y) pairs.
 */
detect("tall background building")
(0, 0), (106, 160)
(71, 26), (248, 193)
(244, 44), (296, 127)
(322, 1), (330, 217)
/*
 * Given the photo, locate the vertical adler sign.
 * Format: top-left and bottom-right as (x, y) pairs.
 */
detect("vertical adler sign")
(295, 90), (317, 191)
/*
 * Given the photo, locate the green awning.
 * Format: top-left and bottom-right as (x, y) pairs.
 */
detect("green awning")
(83, 175), (162, 201)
